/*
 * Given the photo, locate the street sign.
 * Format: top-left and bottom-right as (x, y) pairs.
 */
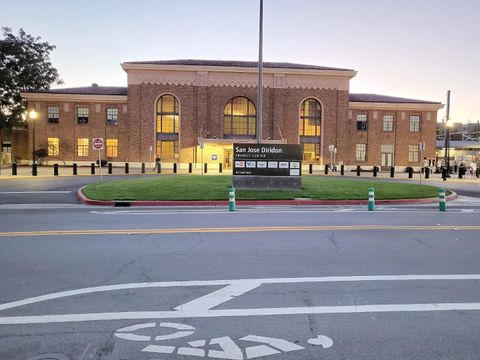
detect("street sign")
(233, 143), (302, 176)
(92, 137), (104, 150)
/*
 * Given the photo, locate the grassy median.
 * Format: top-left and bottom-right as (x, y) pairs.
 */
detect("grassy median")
(82, 175), (442, 201)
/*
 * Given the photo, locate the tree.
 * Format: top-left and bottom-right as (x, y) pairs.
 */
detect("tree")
(0, 27), (62, 131)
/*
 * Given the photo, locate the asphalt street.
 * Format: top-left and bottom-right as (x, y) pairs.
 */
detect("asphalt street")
(0, 176), (480, 359)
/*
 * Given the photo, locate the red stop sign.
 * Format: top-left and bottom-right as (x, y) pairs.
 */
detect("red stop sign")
(92, 138), (104, 150)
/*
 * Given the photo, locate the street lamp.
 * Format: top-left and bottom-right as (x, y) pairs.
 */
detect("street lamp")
(444, 118), (453, 175)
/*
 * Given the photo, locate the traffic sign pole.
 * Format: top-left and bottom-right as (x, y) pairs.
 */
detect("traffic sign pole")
(92, 138), (105, 181)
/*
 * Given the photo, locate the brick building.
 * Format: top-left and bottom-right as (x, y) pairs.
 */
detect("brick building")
(19, 59), (443, 169)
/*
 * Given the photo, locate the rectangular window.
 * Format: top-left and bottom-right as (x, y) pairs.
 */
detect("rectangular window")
(302, 143), (320, 161)
(383, 114), (394, 132)
(77, 107), (89, 124)
(106, 108), (118, 125)
(77, 138), (89, 157)
(47, 138), (60, 156)
(409, 144), (419, 162)
(410, 115), (420, 132)
(156, 140), (178, 160)
(356, 114), (368, 130)
(106, 138), (118, 158)
(356, 144), (367, 161)
(157, 115), (179, 133)
(47, 107), (59, 123)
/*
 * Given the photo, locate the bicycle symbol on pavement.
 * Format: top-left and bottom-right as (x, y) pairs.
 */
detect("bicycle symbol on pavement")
(114, 321), (334, 359)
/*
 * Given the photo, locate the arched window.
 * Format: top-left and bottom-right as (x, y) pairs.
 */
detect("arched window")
(224, 97), (256, 138)
(299, 98), (321, 162)
(156, 95), (179, 160)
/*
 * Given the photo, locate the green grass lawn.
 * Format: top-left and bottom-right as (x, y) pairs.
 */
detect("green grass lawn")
(82, 175), (443, 201)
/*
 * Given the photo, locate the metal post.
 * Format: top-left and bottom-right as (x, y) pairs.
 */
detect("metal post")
(256, 0), (263, 144)
(324, 164), (328, 175)
(173, 163), (177, 174)
(98, 150), (102, 181)
(32, 163), (37, 176)
(32, 115), (36, 165)
(219, 163), (222, 173)
(443, 90), (450, 175)
(91, 163), (95, 175)
(438, 189), (446, 211)
(408, 167), (413, 178)
(188, 163), (192, 173)
(229, 186), (236, 212)
(340, 164), (344, 176)
(309, 164), (313, 174)
(368, 187), (375, 211)
(425, 167), (430, 179)
(356, 165), (361, 176)
(373, 166), (378, 177)
(73, 163), (77, 175)
(390, 166), (395, 178)
(53, 164), (59, 176)
(12, 163), (17, 176)
(204, 163), (208, 174)
(141, 162), (145, 174)
(125, 163), (129, 174)
(108, 163), (113, 175)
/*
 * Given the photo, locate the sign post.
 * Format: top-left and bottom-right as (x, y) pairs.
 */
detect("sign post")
(92, 137), (104, 181)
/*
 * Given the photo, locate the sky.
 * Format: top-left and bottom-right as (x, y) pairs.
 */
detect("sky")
(1, 0), (479, 123)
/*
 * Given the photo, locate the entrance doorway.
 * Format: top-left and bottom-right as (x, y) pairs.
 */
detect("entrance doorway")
(381, 145), (394, 170)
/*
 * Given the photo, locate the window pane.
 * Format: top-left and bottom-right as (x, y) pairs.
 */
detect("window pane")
(77, 138), (89, 157)
(106, 138), (118, 158)
(157, 95), (179, 134)
(224, 97), (256, 136)
(47, 137), (59, 156)
(300, 98), (321, 136)
(356, 144), (366, 161)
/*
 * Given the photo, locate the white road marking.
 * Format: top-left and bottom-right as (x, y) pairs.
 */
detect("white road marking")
(241, 335), (303, 353)
(208, 336), (243, 360)
(117, 322), (156, 333)
(1, 274), (480, 312)
(175, 281), (262, 312)
(1, 302), (480, 325)
(307, 335), (334, 348)
(142, 344), (176, 354)
(0, 191), (71, 194)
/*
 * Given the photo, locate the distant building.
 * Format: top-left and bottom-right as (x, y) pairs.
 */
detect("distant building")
(16, 59), (443, 168)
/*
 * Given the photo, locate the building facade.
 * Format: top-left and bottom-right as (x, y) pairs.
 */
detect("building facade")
(19, 60), (443, 169)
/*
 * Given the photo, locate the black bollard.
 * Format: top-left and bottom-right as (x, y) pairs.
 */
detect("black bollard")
(188, 163), (192, 173)
(390, 166), (395, 178)
(324, 165), (329, 175)
(157, 162), (161, 174)
(125, 163), (129, 174)
(91, 163), (95, 175)
(356, 165), (361, 176)
(108, 163), (113, 175)
(442, 167), (447, 181)
(141, 163), (145, 174)
(340, 164), (344, 176)
(204, 163), (208, 174)
(408, 167), (413, 179)
(32, 163), (37, 176)
(219, 163), (222, 173)
(425, 167), (430, 179)
(53, 164), (59, 176)
(373, 166), (378, 177)
(73, 163), (77, 175)
(309, 164), (313, 174)
(173, 163), (177, 173)
(458, 168), (463, 179)
(12, 163), (17, 176)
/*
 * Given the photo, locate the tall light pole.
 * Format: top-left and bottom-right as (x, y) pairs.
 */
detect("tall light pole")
(443, 90), (451, 174)
(256, 0), (263, 144)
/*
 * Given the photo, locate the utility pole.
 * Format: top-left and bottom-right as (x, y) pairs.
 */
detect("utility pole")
(256, 0), (263, 144)
(443, 90), (450, 174)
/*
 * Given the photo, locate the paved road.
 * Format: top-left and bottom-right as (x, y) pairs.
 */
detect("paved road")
(0, 205), (479, 360)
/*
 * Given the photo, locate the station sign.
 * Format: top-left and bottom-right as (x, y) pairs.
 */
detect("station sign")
(233, 143), (302, 176)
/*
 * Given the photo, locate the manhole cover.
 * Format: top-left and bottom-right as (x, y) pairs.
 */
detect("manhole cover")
(26, 354), (71, 360)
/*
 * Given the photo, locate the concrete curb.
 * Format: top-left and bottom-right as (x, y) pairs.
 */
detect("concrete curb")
(77, 186), (457, 207)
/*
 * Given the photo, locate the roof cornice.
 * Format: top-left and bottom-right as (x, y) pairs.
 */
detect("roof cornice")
(121, 63), (357, 78)
(349, 101), (444, 111)
(21, 93), (128, 103)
